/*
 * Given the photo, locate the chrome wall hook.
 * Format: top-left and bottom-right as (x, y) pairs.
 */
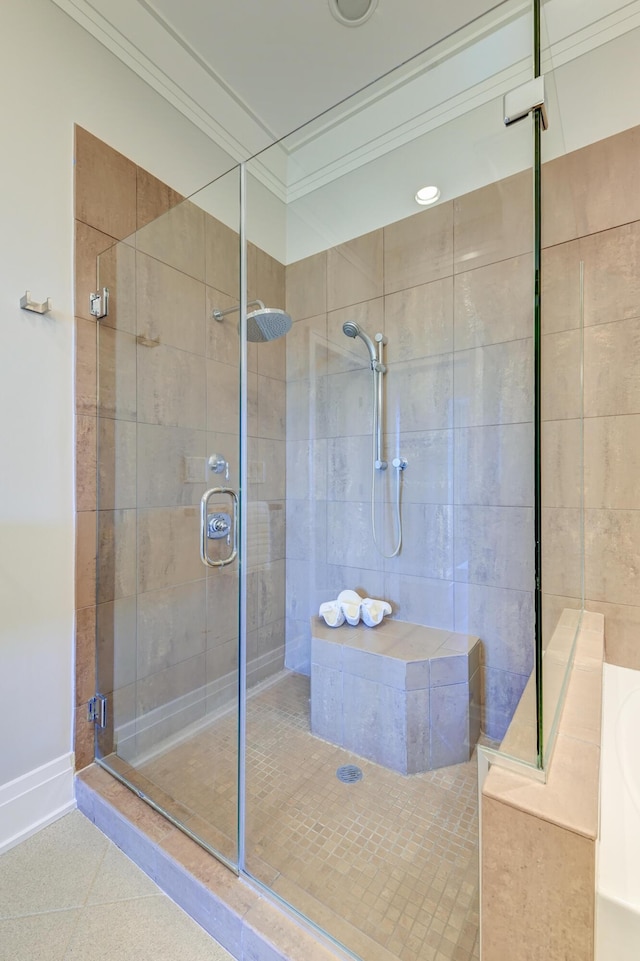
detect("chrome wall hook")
(20, 291), (52, 314)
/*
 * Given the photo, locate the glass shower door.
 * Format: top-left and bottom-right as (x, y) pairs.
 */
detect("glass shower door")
(94, 168), (242, 868)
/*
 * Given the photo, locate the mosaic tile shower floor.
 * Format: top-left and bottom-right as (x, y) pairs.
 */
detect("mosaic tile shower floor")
(116, 672), (481, 961)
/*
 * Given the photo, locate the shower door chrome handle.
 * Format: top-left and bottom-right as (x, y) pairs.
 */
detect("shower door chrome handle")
(200, 487), (238, 568)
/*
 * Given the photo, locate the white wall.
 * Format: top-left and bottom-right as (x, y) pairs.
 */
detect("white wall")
(0, 0), (233, 847)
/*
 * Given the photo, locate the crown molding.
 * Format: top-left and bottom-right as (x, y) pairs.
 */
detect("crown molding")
(51, 0), (275, 161)
(52, 0), (640, 206)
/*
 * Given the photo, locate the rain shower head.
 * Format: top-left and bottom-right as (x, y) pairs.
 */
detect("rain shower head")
(342, 320), (377, 364)
(212, 300), (292, 343)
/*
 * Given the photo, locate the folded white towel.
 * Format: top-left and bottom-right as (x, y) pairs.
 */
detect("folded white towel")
(337, 590), (362, 625)
(319, 600), (345, 628)
(361, 597), (392, 627)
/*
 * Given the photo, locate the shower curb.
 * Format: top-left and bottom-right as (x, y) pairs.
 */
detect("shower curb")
(76, 766), (350, 961)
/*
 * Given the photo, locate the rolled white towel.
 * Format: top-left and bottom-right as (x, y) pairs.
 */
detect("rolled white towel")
(319, 600), (345, 628)
(361, 597), (392, 627)
(337, 590), (363, 625)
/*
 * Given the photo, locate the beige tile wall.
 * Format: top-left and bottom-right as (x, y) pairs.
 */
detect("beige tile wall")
(285, 174), (535, 740)
(542, 124), (640, 670)
(76, 121), (640, 770)
(285, 122), (640, 736)
(74, 129), (286, 769)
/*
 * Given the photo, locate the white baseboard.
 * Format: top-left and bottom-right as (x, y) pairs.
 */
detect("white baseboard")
(0, 753), (76, 855)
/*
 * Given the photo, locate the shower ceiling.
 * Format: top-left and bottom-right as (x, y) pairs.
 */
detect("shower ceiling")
(51, 0), (640, 199)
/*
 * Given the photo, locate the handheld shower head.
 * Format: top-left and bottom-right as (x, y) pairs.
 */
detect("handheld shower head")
(342, 320), (377, 365)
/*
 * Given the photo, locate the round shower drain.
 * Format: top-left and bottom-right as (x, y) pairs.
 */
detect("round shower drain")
(336, 764), (363, 783)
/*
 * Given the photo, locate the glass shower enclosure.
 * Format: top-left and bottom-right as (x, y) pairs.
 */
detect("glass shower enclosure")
(92, 2), (584, 959)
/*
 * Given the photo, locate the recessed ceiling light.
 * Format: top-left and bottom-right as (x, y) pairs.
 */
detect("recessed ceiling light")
(329, 0), (378, 27)
(415, 186), (441, 206)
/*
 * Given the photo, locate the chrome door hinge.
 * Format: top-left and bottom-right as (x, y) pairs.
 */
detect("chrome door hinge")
(89, 288), (109, 319)
(88, 693), (107, 729)
(504, 75), (548, 130)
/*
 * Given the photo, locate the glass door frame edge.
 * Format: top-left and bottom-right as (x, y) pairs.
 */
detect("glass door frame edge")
(238, 162), (248, 872)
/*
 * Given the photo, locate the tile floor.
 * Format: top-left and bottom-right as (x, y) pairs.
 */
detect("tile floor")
(112, 671), (483, 961)
(0, 810), (234, 961)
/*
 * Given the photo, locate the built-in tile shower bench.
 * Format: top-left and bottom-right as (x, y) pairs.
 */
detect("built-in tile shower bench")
(310, 616), (482, 773)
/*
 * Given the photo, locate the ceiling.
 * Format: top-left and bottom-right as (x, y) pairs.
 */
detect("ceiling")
(52, 0), (640, 261)
(52, 0), (507, 152)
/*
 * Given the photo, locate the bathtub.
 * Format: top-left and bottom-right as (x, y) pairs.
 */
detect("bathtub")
(597, 663), (640, 959)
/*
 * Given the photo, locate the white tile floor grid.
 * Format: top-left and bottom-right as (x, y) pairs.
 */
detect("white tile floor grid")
(0, 810), (233, 961)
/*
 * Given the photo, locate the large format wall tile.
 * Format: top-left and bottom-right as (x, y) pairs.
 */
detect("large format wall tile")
(327, 229), (383, 310)
(390, 429), (453, 505)
(76, 318), (98, 417)
(286, 313), (327, 381)
(137, 580), (206, 679)
(454, 423), (533, 507)
(136, 253), (206, 354)
(542, 507), (583, 600)
(98, 418), (136, 511)
(76, 414), (97, 512)
(257, 375), (285, 440)
(584, 414), (640, 510)
(97, 328), (137, 422)
(323, 367), (372, 438)
(584, 316), (640, 417)
(205, 286), (240, 366)
(455, 583), (533, 675)
(542, 419), (582, 510)
(285, 252), (327, 321)
(137, 201), (206, 282)
(541, 240), (582, 334)
(325, 435), (371, 502)
(206, 359), (239, 434)
(97, 509), (137, 603)
(568, 123), (640, 237)
(454, 256), (532, 349)
(454, 506), (533, 593)
(75, 128), (137, 240)
(383, 202), (453, 293)
(138, 344), (206, 429)
(454, 339), (532, 428)
(205, 213), (239, 299)
(585, 508), (640, 607)
(248, 243), (285, 313)
(250, 438), (286, 501)
(580, 221), (640, 327)
(206, 569), (239, 650)
(541, 152), (579, 249)
(96, 596), (137, 693)
(454, 170), (532, 273)
(138, 506), (202, 594)
(384, 502), (453, 581)
(136, 652), (206, 717)
(286, 439), (327, 501)
(383, 572), (454, 630)
(385, 277), (453, 360)
(76, 511), (97, 611)
(482, 666), (529, 740)
(137, 424), (206, 509)
(386, 354), (453, 432)
(542, 329), (582, 422)
(136, 167), (184, 231)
